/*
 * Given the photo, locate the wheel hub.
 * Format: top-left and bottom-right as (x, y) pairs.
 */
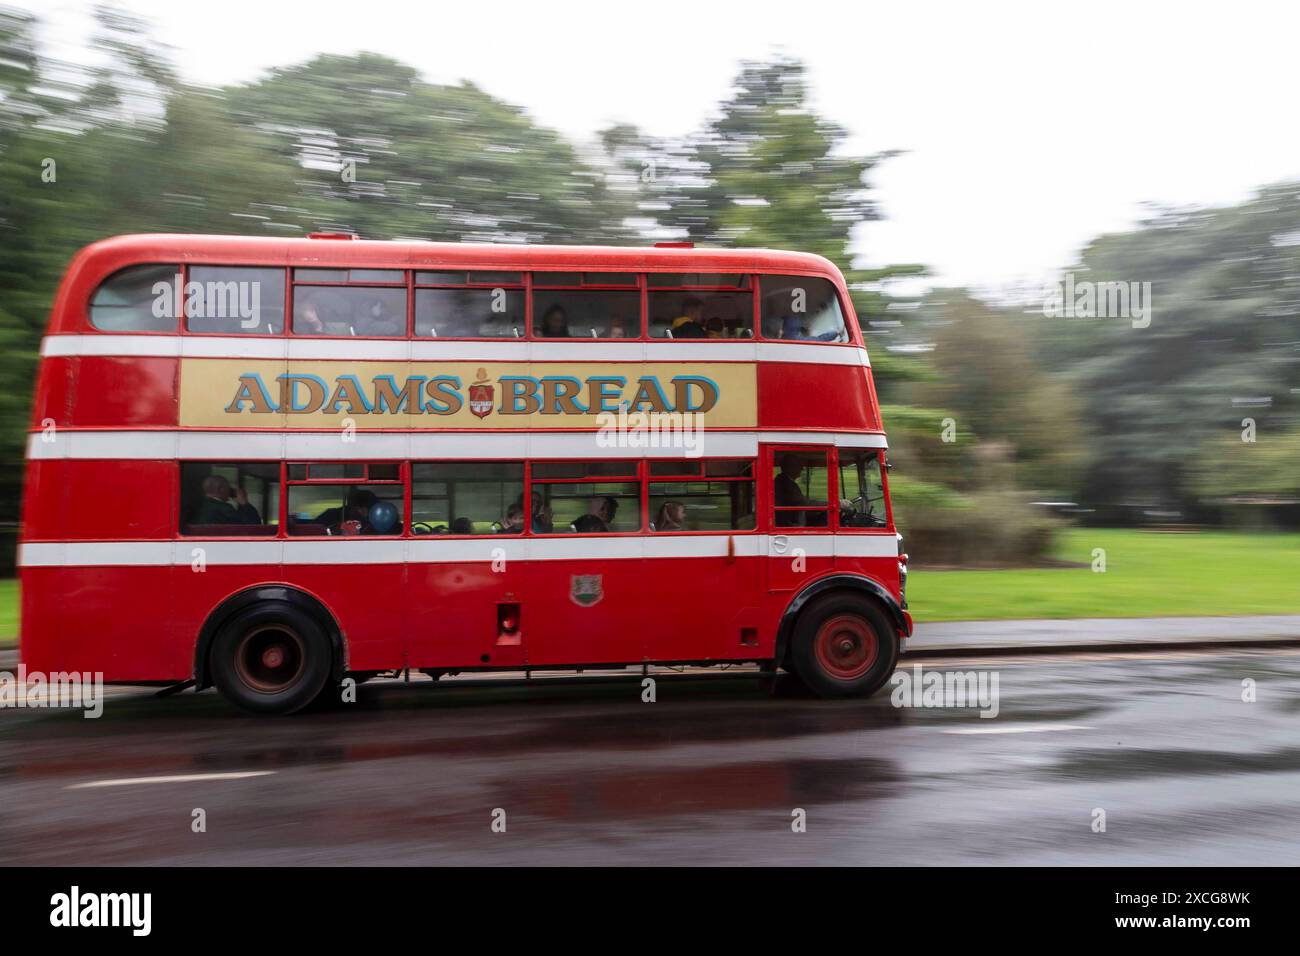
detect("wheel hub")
(235, 626), (307, 694)
(813, 614), (879, 681)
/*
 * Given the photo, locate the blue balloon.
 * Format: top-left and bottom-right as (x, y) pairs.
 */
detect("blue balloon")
(367, 500), (398, 534)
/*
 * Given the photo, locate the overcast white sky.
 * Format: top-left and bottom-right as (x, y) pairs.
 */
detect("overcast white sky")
(15, 0), (1300, 292)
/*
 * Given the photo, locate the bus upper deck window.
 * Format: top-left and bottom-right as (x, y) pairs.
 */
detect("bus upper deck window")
(648, 274), (754, 340)
(760, 275), (848, 342)
(293, 285), (407, 337)
(186, 266), (286, 335)
(415, 272), (524, 338)
(532, 288), (640, 339)
(89, 264), (181, 332)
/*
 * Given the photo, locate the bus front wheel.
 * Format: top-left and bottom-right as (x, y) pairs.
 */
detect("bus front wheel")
(210, 602), (334, 715)
(789, 595), (899, 699)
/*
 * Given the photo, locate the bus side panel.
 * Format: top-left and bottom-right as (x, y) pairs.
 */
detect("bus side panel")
(22, 460), (176, 541)
(758, 362), (879, 431)
(21, 566), (183, 682)
(21, 460), (67, 541)
(69, 356), (179, 427)
(641, 553), (766, 662)
(29, 357), (75, 428)
(405, 560), (528, 671)
(526, 556), (646, 666)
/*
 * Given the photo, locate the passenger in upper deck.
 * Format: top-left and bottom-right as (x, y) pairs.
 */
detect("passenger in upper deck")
(296, 301), (326, 335)
(669, 297), (706, 338)
(779, 314), (841, 342)
(362, 297), (402, 337)
(538, 305), (570, 337)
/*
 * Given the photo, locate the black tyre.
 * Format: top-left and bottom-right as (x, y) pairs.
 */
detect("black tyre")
(789, 594), (899, 699)
(209, 601), (334, 715)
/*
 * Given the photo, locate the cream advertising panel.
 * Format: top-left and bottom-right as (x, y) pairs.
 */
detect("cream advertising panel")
(179, 359), (757, 429)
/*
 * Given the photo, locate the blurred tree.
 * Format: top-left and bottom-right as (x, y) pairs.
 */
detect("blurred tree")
(1191, 424), (1300, 528)
(1037, 182), (1300, 519)
(601, 56), (926, 352)
(223, 54), (633, 244)
(918, 290), (1085, 495)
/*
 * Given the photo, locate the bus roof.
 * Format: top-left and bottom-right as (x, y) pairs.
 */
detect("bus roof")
(64, 233), (845, 282)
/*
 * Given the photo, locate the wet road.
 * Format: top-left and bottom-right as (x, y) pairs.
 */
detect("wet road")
(2, 649), (1298, 865)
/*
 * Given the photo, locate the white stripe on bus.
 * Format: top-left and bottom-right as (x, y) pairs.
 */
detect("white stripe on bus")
(39, 334), (871, 367)
(17, 534), (899, 568)
(26, 429), (888, 461)
(67, 771), (277, 789)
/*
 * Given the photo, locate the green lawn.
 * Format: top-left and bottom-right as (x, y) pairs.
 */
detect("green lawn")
(0, 530), (1296, 646)
(0, 578), (16, 647)
(910, 528), (1300, 622)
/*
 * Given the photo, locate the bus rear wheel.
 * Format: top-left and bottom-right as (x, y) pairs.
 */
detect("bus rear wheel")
(210, 602), (334, 715)
(790, 595), (898, 699)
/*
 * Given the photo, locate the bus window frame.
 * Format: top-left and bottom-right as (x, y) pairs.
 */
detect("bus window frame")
(831, 447), (895, 534)
(645, 458), (758, 534)
(86, 262), (184, 335)
(408, 459), (526, 537)
(413, 271), (528, 341)
(767, 444), (838, 534)
(176, 460), (285, 538)
(646, 273), (758, 341)
(82, 260), (862, 349)
(528, 273), (646, 340)
(289, 268), (412, 339)
(283, 460), (407, 539)
(172, 453), (882, 541)
(757, 273), (855, 346)
(526, 458), (646, 535)
(181, 265), (291, 338)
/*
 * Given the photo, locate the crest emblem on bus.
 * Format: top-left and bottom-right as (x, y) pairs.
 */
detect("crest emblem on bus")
(468, 367), (494, 419)
(570, 574), (604, 607)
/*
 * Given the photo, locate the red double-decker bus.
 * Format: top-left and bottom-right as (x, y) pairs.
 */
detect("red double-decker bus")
(20, 234), (911, 714)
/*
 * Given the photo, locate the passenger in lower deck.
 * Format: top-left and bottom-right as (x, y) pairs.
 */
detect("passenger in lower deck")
(570, 514), (605, 533)
(190, 475), (262, 525)
(498, 503), (526, 533)
(653, 501), (686, 532)
(312, 489), (401, 535)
